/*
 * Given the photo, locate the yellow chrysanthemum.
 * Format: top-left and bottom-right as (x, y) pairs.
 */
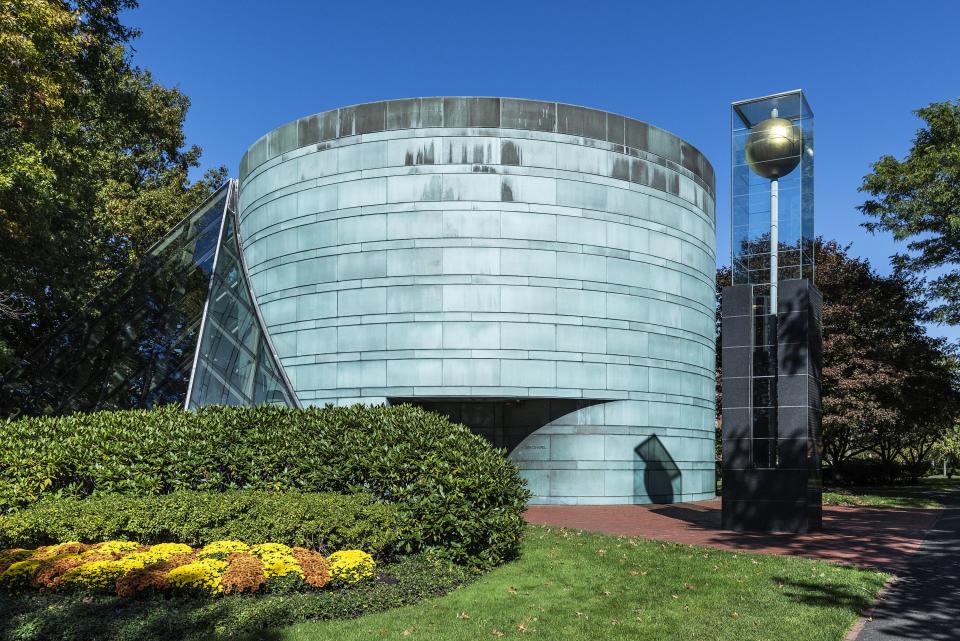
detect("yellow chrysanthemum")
(0, 559), (43, 588)
(327, 550), (375, 584)
(81, 540), (139, 557)
(149, 543), (192, 558)
(198, 541), (249, 559)
(167, 558), (228, 594)
(60, 559), (128, 589)
(31, 542), (85, 560)
(250, 543), (303, 578)
(0, 548), (33, 567)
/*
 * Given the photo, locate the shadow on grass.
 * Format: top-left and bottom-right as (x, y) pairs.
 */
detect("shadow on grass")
(0, 595), (284, 641)
(773, 576), (877, 612)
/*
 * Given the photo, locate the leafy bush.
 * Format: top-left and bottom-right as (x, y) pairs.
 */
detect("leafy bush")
(0, 491), (401, 556)
(0, 404), (530, 567)
(827, 458), (912, 486)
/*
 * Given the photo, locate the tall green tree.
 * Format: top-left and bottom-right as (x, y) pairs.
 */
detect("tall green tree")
(814, 240), (909, 476)
(892, 336), (959, 481)
(860, 99), (960, 323)
(0, 0), (225, 369)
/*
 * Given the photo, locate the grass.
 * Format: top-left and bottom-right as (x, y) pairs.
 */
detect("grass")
(280, 526), (888, 641)
(823, 476), (960, 509)
(822, 488), (941, 508)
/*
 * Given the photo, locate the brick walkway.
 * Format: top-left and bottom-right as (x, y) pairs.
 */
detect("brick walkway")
(525, 499), (941, 573)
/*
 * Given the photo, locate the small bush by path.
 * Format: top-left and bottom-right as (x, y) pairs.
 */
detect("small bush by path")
(0, 491), (401, 556)
(0, 404), (530, 567)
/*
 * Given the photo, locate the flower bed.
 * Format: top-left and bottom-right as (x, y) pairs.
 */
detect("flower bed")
(0, 540), (375, 597)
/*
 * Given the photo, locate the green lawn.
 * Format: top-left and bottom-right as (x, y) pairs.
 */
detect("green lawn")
(822, 488), (941, 508)
(823, 477), (960, 509)
(280, 527), (888, 641)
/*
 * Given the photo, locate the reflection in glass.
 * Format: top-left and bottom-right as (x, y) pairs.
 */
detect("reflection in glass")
(1, 186), (230, 416)
(751, 294), (778, 468)
(1, 181), (299, 417)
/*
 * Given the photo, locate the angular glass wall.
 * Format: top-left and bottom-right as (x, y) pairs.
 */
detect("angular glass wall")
(0, 185), (231, 416)
(185, 182), (298, 408)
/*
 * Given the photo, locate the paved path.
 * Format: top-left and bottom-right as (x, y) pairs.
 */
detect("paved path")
(854, 504), (960, 641)
(525, 500), (940, 573)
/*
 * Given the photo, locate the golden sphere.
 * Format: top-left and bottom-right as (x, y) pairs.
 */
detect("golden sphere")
(745, 117), (802, 179)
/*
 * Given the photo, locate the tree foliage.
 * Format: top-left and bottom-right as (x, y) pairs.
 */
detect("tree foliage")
(860, 99), (960, 323)
(0, 0), (225, 369)
(816, 240), (960, 480)
(933, 423), (960, 473)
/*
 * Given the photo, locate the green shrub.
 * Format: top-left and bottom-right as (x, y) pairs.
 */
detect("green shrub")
(0, 404), (530, 567)
(0, 491), (401, 556)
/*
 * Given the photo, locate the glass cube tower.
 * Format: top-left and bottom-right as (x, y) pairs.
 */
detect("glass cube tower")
(731, 90), (814, 288)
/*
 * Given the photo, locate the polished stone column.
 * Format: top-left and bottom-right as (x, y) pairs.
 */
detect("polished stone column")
(721, 278), (822, 532)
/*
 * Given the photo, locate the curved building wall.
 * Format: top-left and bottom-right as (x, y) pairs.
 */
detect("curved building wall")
(238, 98), (717, 504)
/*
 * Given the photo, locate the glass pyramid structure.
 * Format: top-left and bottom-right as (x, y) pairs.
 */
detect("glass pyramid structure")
(1, 180), (297, 416)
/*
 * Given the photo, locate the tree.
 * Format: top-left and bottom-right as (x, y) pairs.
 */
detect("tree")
(0, 1), (225, 370)
(933, 424), (960, 476)
(860, 100), (960, 324)
(815, 240), (918, 477)
(895, 346), (959, 482)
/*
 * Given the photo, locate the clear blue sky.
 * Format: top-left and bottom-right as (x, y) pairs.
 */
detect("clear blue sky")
(127, 0), (960, 339)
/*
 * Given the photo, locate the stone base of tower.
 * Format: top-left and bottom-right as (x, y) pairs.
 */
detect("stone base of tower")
(720, 279), (822, 533)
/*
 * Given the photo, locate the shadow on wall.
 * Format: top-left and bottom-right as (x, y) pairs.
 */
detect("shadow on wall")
(395, 398), (605, 453)
(636, 435), (681, 504)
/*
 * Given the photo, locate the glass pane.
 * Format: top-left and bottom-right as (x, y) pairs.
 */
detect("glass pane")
(187, 185), (297, 409)
(731, 90), (813, 285)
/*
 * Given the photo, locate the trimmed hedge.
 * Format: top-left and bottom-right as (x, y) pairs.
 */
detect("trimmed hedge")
(0, 404), (530, 567)
(0, 491), (402, 557)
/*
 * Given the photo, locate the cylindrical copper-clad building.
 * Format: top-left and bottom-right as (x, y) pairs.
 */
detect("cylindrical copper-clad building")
(237, 97), (716, 504)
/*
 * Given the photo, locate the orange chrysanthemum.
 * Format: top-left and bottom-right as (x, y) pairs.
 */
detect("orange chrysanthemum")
(115, 568), (168, 597)
(220, 552), (265, 595)
(33, 556), (85, 590)
(291, 547), (330, 588)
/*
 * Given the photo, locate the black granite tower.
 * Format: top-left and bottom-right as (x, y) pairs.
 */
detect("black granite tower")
(721, 279), (822, 532)
(723, 91), (821, 532)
